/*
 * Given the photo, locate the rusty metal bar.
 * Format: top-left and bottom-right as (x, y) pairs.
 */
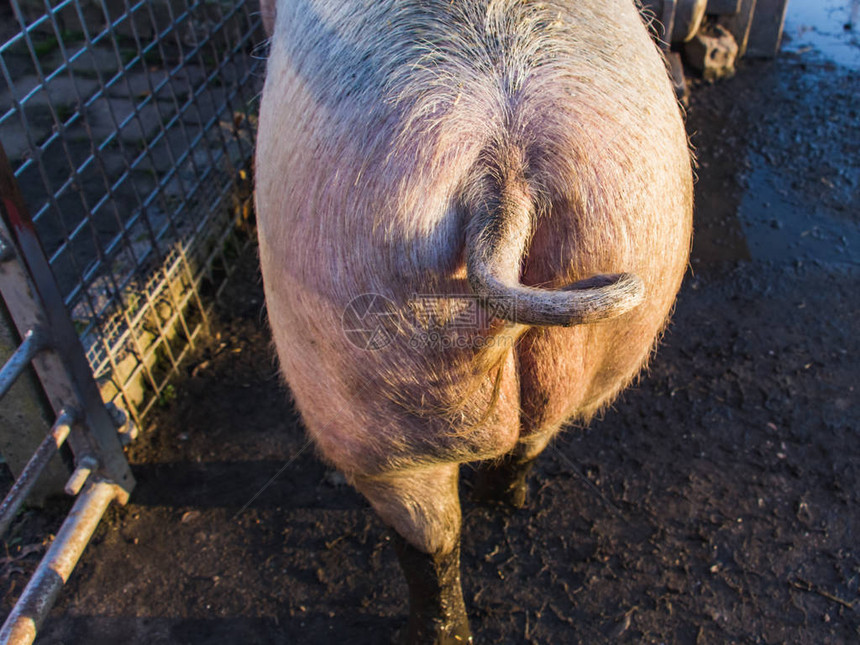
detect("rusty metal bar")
(0, 328), (46, 400)
(0, 480), (124, 645)
(0, 411), (74, 538)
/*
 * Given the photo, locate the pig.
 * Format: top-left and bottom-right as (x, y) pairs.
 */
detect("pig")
(255, 0), (693, 642)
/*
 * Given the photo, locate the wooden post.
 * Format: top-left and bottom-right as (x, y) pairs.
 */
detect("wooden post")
(720, 0), (758, 57)
(745, 0), (790, 58)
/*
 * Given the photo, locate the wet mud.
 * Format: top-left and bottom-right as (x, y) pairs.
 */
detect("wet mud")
(3, 20), (860, 645)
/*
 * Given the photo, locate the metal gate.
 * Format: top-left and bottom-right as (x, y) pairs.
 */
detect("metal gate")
(0, 0), (264, 642)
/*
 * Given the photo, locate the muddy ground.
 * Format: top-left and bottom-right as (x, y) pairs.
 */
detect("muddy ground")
(3, 41), (860, 645)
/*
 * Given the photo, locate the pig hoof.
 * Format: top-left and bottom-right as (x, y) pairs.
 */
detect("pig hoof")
(472, 477), (529, 509)
(471, 457), (536, 509)
(396, 618), (473, 645)
(391, 534), (472, 645)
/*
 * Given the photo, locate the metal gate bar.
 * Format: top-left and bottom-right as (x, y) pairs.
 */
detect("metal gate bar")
(0, 480), (124, 645)
(0, 412), (73, 537)
(0, 329), (46, 400)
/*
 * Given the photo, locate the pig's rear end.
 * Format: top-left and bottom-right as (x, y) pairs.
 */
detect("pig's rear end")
(256, 1), (692, 641)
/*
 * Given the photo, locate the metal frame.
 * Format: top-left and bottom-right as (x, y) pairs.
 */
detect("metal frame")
(0, 139), (132, 645)
(0, 1), (263, 641)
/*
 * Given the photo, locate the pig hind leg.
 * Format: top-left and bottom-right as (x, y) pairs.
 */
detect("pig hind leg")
(354, 465), (472, 644)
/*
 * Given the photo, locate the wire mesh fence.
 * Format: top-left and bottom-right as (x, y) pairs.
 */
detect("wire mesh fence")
(0, 0), (265, 427)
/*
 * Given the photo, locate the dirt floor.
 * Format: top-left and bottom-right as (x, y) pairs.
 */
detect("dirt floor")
(3, 28), (860, 645)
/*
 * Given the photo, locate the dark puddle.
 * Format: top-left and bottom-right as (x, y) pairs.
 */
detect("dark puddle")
(738, 151), (860, 265)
